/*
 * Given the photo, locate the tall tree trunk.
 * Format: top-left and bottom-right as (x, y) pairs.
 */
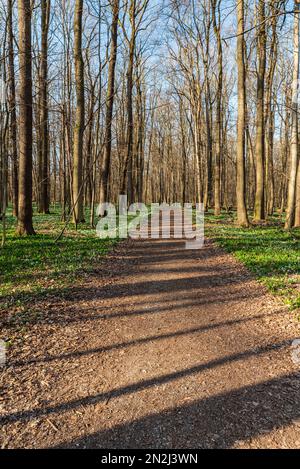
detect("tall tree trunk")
(266, 106), (275, 215)
(135, 62), (145, 202)
(99, 0), (119, 215)
(8, 0), (18, 218)
(203, 9), (212, 212)
(265, 3), (278, 216)
(73, 0), (85, 224)
(285, 0), (300, 229)
(17, 0), (35, 235)
(38, 0), (50, 213)
(212, 0), (222, 216)
(123, 7), (136, 203)
(236, 0), (249, 227)
(254, 0), (266, 221)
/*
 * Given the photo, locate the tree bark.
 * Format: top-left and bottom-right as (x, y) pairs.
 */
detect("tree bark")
(212, 0), (222, 216)
(99, 0), (119, 215)
(17, 0), (35, 235)
(8, 0), (18, 218)
(38, 0), (50, 213)
(122, 3), (136, 202)
(254, 0), (267, 221)
(73, 0), (85, 224)
(285, 0), (300, 230)
(236, 0), (249, 227)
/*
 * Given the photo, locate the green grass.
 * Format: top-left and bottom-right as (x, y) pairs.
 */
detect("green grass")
(205, 211), (300, 310)
(0, 205), (118, 320)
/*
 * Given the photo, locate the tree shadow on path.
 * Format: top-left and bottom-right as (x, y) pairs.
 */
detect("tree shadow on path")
(53, 371), (300, 449)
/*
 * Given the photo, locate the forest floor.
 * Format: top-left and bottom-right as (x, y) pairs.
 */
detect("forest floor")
(1, 223), (300, 448)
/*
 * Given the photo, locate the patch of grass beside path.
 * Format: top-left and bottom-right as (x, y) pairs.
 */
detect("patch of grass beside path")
(0, 206), (117, 324)
(205, 211), (300, 311)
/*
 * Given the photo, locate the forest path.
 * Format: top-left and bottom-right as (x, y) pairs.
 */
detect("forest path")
(1, 238), (300, 448)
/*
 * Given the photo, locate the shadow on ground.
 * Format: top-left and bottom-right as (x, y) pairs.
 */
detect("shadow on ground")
(53, 371), (300, 448)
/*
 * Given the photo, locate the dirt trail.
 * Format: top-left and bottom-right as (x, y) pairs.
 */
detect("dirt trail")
(1, 238), (300, 449)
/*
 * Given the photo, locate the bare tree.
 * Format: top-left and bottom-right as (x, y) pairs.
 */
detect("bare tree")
(120, 0), (150, 203)
(212, 0), (222, 216)
(99, 0), (119, 216)
(236, 0), (249, 227)
(17, 0), (35, 235)
(73, 0), (85, 224)
(285, 0), (300, 229)
(8, 0), (18, 217)
(253, 0), (267, 222)
(37, 0), (51, 214)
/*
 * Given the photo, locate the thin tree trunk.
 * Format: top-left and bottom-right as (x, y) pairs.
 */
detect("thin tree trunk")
(265, 3), (277, 216)
(73, 0), (85, 224)
(123, 10), (135, 202)
(8, 0), (18, 217)
(212, 0), (222, 216)
(99, 0), (119, 215)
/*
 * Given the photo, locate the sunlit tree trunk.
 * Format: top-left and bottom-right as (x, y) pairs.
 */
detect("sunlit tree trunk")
(37, 0), (50, 214)
(17, 0), (35, 235)
(212, 0), (222, 216)
(123, 3), (136, 202)
(8, 0), (18, 217)
(265, 3), (278, 216)
(254, 0), (266, 222)
(99, 0), (119, 215)
(236, 0), (249, 227)
(285, 0), (300, 230)
(73, 0), (85, 224)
